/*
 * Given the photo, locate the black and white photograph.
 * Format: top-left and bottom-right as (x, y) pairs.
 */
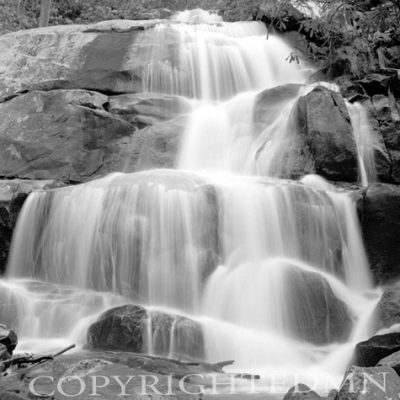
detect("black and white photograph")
(0, 0), (399, 399)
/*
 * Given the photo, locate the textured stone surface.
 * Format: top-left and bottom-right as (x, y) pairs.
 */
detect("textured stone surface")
(0, 90), (133, 183)
(357, 183), (400, 284)
(295, 86), (359, 182)
(354, 333), (400, 367)
(87, 304), (204, 359)
(337, 366), (400, 400)
(0, 20), (160, 100)
(374, 282), (400, 331)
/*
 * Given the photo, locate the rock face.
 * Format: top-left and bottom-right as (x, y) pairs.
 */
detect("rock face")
(377, 350), (400, 374)
(0, 324), (17, 355)
(87, 305), (147, 353)
(284, 266), (353, 345)
(0, 179), (61, 273)
(254, 85), (359, 181)
(337, 366), (400, 400)
(373, 282), (400, 331)
(0, 21), (160, 100)
(295, 87), (359, 182)
(0, 90), (133, 182)
(354, 333), (400, 367)
(357, 183), (400, 284)
(87, 304), (204, 359)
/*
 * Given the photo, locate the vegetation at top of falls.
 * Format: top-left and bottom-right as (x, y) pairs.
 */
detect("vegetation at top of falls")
(257, 0), (400, 78)
(0, 0), (248, 34)
(1, 0), (399, 81)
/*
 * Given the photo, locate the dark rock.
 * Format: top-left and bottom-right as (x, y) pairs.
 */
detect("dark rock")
(371, 94), (400, 183)
(87, 304), (147, 352)
(295, 86), (359, 182)
(87, 305), (204, 359)
(283, 384), (322, 400)
(254, 85), (359, 182)
(377, 350), (400, 374)
(0, 343), (11, 361)
(373, 282), (400, 331)
(328, 39), (374, 79)
(336, 366), (400, 399)
(358, 73), (396, 97)
(354, 333), (400, 367)
(0, 179), (61, 274)
(0, 90), (133, 183)
(0, 324), (17, 354)
(357, 183), (400, 284)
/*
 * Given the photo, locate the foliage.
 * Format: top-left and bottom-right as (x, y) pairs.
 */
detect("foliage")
(257, 0), (400, 77)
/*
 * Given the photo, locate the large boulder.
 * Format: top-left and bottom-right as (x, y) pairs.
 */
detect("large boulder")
(87, 304), (204, 359)
(337, 365), (400, 400)
(294, 86), (359, 182)
(354, 333), (400, 367)
(0, 90), (133, 183)
(0, 20), (160, 100)
(283, 266), (353, 345)
(0, 179), (61, 273)
(254, 85), (359, 182)
(87, 305), (147, 352)
(357, 183), (400, 284)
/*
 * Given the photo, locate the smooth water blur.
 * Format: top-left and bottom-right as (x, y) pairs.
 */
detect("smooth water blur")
(1, 9), (380, 395)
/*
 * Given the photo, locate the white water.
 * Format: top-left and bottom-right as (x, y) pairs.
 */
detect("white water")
(1, 10), (381, 394)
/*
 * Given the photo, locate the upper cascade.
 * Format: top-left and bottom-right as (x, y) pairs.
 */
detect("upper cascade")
(139, 11), (310, 100)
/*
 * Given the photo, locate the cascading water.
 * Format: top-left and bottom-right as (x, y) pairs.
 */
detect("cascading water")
(0, 9), (381, 394)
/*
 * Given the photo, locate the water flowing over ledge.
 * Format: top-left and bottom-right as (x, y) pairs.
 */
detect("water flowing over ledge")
(0, 9), (382, 393)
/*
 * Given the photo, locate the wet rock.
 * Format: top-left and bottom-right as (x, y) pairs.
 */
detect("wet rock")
(0, 90), (133, 183)
(283, 384), (322, 400)
(284, 266), (353, 345)
(373, 282), (400, 331)
(108, 93), (192, 127)
(357, 183), (400, 284)
(354, 333), (400, 367)
(123, 115), (188, 172)
(336, 365), (400, 400)
(0, 179), (61, 274)
(87, 304), (147, 352)
(357, 99), (392, 182)
(295, 86), (359, 182)
(87, 305), (204, 359)
(0, 324), (17, 354)
(0, 343), (11, 361)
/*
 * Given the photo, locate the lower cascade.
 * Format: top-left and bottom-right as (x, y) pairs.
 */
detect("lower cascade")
(0, 9), (383, 393)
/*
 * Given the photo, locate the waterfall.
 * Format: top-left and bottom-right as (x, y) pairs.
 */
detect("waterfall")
(1, 9), (381, 393)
